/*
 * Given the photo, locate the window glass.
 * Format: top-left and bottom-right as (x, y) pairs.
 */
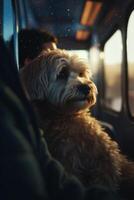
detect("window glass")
(3, 0), (14, 42)
(89, 46), (101, 82)
(127, 10), (134, 117)
(3, 0), (19, 68)
(0, 1), (3, 34)
(103, 30), (122, 111)
(69, 50), (89, 62)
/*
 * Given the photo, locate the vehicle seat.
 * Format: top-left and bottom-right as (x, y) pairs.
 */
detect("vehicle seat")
(100, 121), (117, 141)
(0, 37), (47, 199)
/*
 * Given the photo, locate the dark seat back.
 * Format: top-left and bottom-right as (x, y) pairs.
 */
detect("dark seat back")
(0, 37), (47, 199)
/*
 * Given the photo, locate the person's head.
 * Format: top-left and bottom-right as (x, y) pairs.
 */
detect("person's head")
(19, 28), (58, 68)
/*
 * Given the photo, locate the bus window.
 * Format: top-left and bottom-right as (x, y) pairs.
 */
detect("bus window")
(89, 46), (101, 83)
(3, 0), (14, 42)
(0, 1), (3, 34)
(103, 30), (122, 112)
(127, 10), (134, 117)
(69, 50), (89, 62)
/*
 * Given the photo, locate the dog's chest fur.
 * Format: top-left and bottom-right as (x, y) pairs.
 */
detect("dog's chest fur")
(36, 106), (122, 189)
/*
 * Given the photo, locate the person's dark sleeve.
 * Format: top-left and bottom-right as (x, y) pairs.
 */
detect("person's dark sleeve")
(0, 83), (48, 200)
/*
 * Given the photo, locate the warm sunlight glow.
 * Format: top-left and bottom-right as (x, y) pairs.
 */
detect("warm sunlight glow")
(104, 30), (122, 65)
(89, 46), (100, 74)
(69, 50), (89, 62)
(89, 46), (100, 67)
(100, 51), (104, 60)
(103, 30), (122, 111)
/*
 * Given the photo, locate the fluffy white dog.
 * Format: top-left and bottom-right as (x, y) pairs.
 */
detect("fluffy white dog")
(20, 49), (134, 199)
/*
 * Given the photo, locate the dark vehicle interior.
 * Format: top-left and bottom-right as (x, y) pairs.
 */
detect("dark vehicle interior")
(1, 0), (134, 199)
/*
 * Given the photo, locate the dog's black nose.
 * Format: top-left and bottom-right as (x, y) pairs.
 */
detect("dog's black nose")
(78, 84), (90, 95)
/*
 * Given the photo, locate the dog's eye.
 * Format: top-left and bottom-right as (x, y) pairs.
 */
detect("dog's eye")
(57, 67), (69, 80)
(79, 72), (84, 77)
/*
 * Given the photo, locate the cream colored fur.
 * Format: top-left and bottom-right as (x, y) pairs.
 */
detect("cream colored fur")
(20, 49), (134, 198)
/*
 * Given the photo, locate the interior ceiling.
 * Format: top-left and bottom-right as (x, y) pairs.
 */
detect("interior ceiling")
(26, 0), (87, 38)
(24, 0), (130, 47)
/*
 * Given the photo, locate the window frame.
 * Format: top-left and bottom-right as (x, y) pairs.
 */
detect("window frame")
(2, 0), (19, 69)
(126, 9), (134, 118)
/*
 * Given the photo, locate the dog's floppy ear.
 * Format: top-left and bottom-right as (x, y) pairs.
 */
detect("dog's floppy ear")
(20, 55), (49, 101)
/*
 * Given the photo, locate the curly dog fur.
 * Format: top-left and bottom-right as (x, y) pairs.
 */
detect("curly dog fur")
(20, 49), (134, 198)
